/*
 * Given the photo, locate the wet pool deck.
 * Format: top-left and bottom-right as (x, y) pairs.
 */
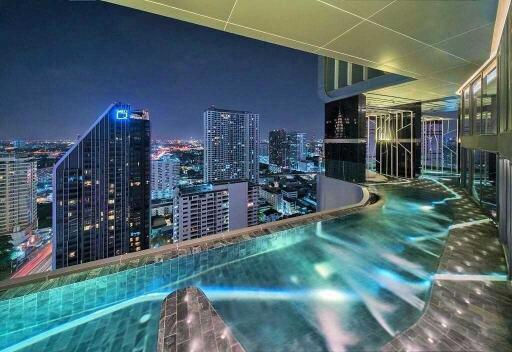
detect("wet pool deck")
(382, 179), (512, 352)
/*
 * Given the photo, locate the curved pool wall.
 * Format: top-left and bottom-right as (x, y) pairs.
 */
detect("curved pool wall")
(0, 180), (458, 351)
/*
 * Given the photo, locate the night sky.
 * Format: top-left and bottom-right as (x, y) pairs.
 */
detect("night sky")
(0, 0), (323, 140)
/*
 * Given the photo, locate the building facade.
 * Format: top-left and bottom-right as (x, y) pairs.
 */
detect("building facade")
(458, 4), (512, 274)
(173, 181), (258, 242)
(52, 103), (151, 269)
(151, 154), (180, 200)
(286, 132), (307, 170)
(0, 156), (38, 236)
(203, 107), (259, 183)
(269, 129), (287, 168)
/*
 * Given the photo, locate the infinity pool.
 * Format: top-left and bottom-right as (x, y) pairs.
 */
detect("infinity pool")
(0, 180), (455, 351)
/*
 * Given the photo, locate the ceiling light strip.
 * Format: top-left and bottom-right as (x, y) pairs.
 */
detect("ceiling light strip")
(224, 0), (239, 31)
(316, 0), (398, 50)
(316, 0), (471, 64)
(143, 0), (226, 24)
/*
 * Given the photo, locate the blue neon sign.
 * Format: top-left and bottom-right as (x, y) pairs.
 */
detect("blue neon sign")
(116, 109), (129, 120)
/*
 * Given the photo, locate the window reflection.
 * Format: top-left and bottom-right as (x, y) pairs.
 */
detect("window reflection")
(482, 67), (497, 134)
(463, 88), (470, 135)
(472, 150), (497, 216)
(471, 79), (482, 135)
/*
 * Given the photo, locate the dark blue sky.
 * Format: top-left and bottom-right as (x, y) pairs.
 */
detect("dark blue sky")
(0, 0), (323, 140)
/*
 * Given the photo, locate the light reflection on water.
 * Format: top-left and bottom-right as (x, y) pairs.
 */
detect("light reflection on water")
(1, 181), (456, 352)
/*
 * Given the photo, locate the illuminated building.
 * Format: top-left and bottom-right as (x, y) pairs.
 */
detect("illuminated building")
(173, 180), (258, 242)
(286, 132), (307, 170)
(269, 129), (287, 168)
(203, 107), (259, 183)
(0, 155), (38, 236)
(151, 154), (180, 200)
(52, 103), (151, 269)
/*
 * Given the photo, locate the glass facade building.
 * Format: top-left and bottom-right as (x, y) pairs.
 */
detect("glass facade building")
(286, 132), (307, 170)
(52, 103), (151, 269)
(268, 129), (287, 168)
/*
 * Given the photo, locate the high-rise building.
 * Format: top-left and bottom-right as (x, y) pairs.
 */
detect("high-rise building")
(0, 155), (37, 236)
(52, 103), (151, 269)
(259, 140), (269, 158)
(173, 180), (258, 242)
(286, 132), (307, 170)
(269, 129), (287, 168)
(203, 107), (259, 183)
(151, 154), (180, 200)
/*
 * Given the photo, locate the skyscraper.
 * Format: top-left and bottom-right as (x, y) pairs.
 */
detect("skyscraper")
(286, 132), (307, 170)
(269, 129), (287, 168)
(203, 107), (259, 183)
(0, 155), (38, 236)
(151, 154), (180, 200)
(52, 103), (151, 269)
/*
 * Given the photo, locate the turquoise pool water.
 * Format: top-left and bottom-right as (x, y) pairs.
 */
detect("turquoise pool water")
(0, 180), (455, 351)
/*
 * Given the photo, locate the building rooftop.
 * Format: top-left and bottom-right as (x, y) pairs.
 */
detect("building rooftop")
(175, 183), (214, 195)
(204, 106), (254, 114)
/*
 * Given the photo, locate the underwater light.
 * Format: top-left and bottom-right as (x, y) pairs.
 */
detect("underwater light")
(314, 262), (334, 278)
(420, 205), (434, 211)
(313, 289), (349, 302)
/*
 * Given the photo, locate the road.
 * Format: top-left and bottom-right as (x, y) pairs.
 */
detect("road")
(11, 243), (52, 278)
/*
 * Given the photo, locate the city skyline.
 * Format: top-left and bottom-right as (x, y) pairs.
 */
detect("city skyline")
(0, 0), (323, 141)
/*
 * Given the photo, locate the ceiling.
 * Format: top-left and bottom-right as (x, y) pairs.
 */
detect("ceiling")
(104, 0), (498, 104)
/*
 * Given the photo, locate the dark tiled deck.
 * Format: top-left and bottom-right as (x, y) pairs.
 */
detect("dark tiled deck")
(382, 180), (512, 352)
(158, 287), (245, 352)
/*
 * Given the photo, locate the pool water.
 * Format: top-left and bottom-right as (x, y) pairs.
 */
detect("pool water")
(0, 180), (455, 352)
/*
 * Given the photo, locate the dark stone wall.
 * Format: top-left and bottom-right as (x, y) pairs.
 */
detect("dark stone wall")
(324, 94), (367, 183)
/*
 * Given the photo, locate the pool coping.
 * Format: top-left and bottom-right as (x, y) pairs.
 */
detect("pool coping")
(0, 186), (378, 294)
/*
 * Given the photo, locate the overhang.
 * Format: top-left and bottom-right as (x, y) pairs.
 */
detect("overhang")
(104, 0), (499, 103)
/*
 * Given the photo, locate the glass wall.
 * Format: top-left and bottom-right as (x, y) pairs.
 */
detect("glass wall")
(471, 78), (482, 134)
(338, 61), (348, 88)
(472, 150), (497, 216)
(351, 63), (364, 84)
(323, 57), (386, 93)
(482, 67), (497, 134)
(460, 147), (471, 188)
(498, 20), (509, 132)
(462, 88), (470, 135)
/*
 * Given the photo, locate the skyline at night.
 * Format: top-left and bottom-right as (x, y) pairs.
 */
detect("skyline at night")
(0, 0), (323, 140)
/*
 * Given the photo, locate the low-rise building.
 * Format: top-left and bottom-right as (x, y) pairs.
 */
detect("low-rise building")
(173, 180), (259, 242)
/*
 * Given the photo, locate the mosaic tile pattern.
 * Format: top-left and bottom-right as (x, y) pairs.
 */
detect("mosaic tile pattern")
(382, 280), (512, 352)
(0, 228), (313, 349)
(382, 179), (512, 352)
(9, 299), (162, 352)
(439, 222), (507, 275)
(0, 199), (371, 301)
(158, 287), (245, 352)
